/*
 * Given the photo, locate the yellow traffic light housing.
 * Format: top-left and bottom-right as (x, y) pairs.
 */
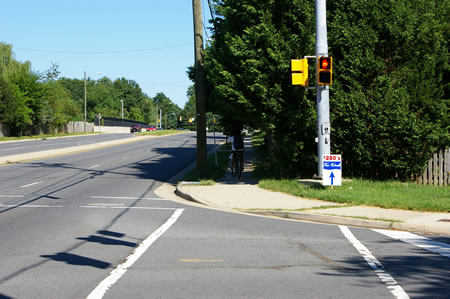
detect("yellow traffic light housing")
(291, 59), (309, 86)
(317, 56), (332, 85)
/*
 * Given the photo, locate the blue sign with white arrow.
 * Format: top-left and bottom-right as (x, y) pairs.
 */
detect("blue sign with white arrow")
(322, 155), (342, 186)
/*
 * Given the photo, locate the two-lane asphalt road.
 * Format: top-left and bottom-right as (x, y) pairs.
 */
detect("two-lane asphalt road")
(0, 133), (448, 298)
(0, 133), (136, 157)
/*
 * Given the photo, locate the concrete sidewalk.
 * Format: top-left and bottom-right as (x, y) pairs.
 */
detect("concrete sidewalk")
(174, 138), (450, 236)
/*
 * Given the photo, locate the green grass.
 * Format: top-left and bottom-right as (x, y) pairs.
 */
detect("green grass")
(258, 179), (450, 213)
(0, 132), (99, 142)
(137, 129), (189, 136)
(182, 143), (232, 182)
(251, 130), (450, 213)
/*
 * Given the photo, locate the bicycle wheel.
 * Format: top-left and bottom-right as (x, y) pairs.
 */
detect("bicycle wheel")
(235, 153), (242, 179)
(231, 152), (237, 177)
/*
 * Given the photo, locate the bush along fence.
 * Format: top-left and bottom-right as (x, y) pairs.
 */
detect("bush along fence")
(417, 149), (450, 186)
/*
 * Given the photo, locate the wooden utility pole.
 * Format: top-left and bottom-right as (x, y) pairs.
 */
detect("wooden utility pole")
(192, 0), (207, 175)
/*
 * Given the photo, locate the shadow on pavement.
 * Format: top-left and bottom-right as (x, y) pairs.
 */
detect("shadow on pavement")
(41, 253), (111, 269)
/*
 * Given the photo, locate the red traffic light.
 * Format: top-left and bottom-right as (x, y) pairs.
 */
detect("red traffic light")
(318, 56), (333, 85)
(319, 57), (331, 70)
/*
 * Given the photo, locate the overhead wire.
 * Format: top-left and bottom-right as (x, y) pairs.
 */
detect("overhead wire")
(207, 0), (218, 34)
(14, 43), (193, 54)
(202, 0), (211, 47)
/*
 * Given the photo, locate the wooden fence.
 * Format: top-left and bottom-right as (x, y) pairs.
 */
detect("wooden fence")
(417, 149), (450, 186)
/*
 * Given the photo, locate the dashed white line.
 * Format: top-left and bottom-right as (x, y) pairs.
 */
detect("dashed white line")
(0, 195), (25, 198)
(86, 208), (184, 299)
(89, 196), (166, 201)
(80, 206), (177, 210)
(373, 229), (450, 258)
(88, 164), (101, 169)
(89, 203), (124, 206)
(19, 181), (43, 188)
(0, 204), (63, 208)
(339, 226), (409, 299)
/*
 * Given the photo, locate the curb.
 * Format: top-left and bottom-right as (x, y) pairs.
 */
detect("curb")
(174, 183), (449, 235)
(175, 183), (393, 229)
(175, 182), (220, 208)
(247, 210), (395, 230)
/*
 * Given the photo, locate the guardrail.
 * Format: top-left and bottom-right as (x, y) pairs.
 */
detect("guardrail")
(417, 149), (449, 186)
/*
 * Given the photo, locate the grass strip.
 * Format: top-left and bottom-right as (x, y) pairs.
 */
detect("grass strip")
(137, 130), (189, 136)
(182, 143), (232, 182)
(0, 132), (99, 142)
(259, 179), (450, 213)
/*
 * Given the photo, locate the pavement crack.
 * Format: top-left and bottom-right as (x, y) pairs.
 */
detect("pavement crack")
(295, 242), (346, 270)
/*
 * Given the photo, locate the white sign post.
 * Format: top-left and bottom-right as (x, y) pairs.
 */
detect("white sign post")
(322, 154), (342, 186)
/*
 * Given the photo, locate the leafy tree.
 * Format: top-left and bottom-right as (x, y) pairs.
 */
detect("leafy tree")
(42, 62), (61, 82)
(41, 81), (80, 132)
(328, 0), (449, 179)
(205, 0), (317, 176)
(182, 85), (196, 121)
(0, 42), (185, 136)
(153, 92), (182, 128)
(205, 0), (449, 179)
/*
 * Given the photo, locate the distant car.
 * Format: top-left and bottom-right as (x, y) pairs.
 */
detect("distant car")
(130, 125), (142, 133)
(145, 125), (157, 131)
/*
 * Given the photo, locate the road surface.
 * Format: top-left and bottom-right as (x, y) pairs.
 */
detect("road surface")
(0, 133), (448, 298)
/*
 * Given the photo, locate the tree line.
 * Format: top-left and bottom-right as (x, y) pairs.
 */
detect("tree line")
(0, 42), (195, 136)
(202, 0), (449, 180)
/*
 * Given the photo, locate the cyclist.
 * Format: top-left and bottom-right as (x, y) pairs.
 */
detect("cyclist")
(230, 129), (244, 173)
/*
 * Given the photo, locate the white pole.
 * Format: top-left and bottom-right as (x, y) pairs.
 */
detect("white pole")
(315, 0), (331, 178)
(120, 100), (124, 119)
(84, 71), (87, 133)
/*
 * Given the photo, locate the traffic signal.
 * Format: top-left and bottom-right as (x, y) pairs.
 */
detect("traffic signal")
(317, 56), (332, 85)
(291, 59), (309, 86)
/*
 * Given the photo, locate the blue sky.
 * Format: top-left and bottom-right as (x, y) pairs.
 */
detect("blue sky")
(0, 0), (213, 108)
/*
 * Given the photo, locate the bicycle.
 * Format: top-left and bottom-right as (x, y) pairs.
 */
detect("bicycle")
(231, 150), (244, 179)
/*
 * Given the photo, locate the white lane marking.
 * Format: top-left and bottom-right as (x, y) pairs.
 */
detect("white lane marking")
(80, 206), (177, 210)
(87, 208), (184, 299)
(121, 156), (130, 159)
(0, 195), (25, 198)
(0, 204), (63, 208)
(0, 204), (175, 211)
(89, 203), (124, 206)
(373, 229), (450, 259)
(89, 196), (166, 201)
(88, 164), (101, 169)
(19, 181), (43, 188)
(339, 226), (409, 299)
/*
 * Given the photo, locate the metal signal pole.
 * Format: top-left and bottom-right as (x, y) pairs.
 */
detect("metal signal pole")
(193, 0), (207, 175)
(315, 0), (331, 178)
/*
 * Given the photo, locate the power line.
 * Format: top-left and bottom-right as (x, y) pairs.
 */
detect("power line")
(207, 0), (218, 34)
(14, 43), (193, 54)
